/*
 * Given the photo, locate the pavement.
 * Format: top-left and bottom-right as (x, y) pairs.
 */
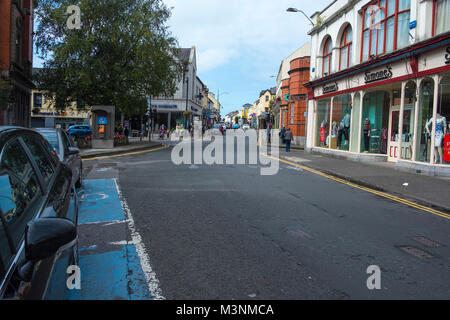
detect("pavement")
(276, 149), (450, 213)
(80, 137), (162, 159)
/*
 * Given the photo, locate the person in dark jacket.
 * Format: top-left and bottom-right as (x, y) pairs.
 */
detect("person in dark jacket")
(284, 128), (293, 152)
(280, 127), (286, 144)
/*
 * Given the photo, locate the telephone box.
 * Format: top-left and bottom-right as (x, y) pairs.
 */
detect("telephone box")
(92, 106), (115, 149)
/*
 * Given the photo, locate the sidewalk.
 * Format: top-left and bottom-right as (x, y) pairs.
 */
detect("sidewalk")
(80, 137), (163, 159)
(276, 149), (450, 212)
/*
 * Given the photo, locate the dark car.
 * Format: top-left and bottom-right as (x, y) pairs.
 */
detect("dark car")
(66, 125), (92, 138)
(0, 127), (78, 300)
(35, 128), (83, 188)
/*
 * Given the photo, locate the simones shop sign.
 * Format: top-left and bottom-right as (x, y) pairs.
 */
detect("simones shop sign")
(364, 66), (393, 84)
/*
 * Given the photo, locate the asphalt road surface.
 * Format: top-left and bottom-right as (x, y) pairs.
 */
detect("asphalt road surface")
(82, 140), (450, 299)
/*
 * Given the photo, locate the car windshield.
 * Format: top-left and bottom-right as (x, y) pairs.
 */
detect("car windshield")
(39, 131), (59, 153)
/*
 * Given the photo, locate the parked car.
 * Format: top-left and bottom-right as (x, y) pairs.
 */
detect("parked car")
(35, 128), (83, 188)
(66, 125), (92, 138)
(232, 124), (240, 129)
(242, 124), (250, 130)
(0, 126), (78, 300)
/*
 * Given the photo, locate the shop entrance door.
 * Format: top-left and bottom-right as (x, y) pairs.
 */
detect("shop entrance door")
(388, 106), (400, 162)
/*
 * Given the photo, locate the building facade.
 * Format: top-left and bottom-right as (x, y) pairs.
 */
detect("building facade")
(305, 0), (450, 176)
(151, 46), (204, 132)
(0, 0), (35, 127)
(274, 43), (311, 145)
(30, 68), (90, 129)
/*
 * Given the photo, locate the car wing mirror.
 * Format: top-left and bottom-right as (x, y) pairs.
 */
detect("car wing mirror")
(25, 218), (77, 261)
(67, 147), (80, 156)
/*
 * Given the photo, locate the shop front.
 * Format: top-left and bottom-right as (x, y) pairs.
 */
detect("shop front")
(307, 42), (450, 176)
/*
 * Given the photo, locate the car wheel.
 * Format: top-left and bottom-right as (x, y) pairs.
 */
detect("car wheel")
(75, 164), (83, 188)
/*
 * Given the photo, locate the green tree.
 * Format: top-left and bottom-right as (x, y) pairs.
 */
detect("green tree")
(34, 0), (185, 116)
(234, 116), (240, 123)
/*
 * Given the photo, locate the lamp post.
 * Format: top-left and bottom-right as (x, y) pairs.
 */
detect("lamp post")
(286, 8), (314, 26)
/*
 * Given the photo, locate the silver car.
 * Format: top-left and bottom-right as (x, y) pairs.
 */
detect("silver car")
(35, 128), (83, 188)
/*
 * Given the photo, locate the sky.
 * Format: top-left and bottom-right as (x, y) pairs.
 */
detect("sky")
(34, 0), (332, 117)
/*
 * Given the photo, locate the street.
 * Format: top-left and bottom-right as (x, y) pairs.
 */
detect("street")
(79, 140), (450, 300)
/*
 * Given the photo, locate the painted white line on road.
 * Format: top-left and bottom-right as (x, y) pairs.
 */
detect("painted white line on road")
(113, 178), (166, 300)
(109, 240), (137, 246)
(79, 219), (128, 226)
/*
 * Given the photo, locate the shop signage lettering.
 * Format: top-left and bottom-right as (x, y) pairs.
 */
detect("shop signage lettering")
(364, 66), (393, 83)
(445, 47), (450, 65)
(322, 82), (338, 94)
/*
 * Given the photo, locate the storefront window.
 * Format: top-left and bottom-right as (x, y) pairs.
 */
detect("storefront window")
(315, 99), (330, 147)
(437, 76), (450, 164)
(350, 92), (361, 152)
(360, 91), (389, 154)
(415, 78), (434, 163)
(401, 81), (417, 160)
(330, 94), (352, 151)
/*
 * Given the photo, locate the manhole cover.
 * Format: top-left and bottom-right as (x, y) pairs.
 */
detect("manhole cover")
(412, 236), (443, 248)
(397, 246), (434, 259)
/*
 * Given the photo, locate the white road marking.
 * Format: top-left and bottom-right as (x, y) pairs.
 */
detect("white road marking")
(79, 219), (128, 226)
(113, 178), (165, 300)
(109, 240), (136, 246)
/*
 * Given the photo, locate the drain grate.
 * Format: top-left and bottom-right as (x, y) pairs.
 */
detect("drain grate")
(412, 236), (443, 248)
(397, 246), (434, 259)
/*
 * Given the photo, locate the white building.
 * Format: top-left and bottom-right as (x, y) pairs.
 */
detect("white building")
(151, 46), (204, 131)
(305, 0), (450, 176)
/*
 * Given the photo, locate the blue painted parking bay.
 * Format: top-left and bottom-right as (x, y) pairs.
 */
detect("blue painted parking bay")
(46, 179), (153, 300)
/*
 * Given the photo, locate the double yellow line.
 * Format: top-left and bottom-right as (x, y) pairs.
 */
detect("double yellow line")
(82, 145), (169, 161)
(263, 153), (450, 221)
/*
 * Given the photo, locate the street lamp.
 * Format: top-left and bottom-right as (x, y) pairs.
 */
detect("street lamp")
(286, 8), (314, 26)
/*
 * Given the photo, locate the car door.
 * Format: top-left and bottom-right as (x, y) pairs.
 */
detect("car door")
(20, 133), (77, 299)
(0, 135), (47, 299)
(60, 130), (80, 186)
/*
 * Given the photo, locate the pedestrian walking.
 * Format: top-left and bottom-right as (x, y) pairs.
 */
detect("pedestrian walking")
(124, 126), (129, 138)
(284, 128), (293, 152)
(280, 126), (286, 144)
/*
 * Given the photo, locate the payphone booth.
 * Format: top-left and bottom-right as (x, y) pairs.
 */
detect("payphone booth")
(91, 105), (115, 149)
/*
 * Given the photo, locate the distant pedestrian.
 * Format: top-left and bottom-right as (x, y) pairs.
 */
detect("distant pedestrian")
(124, 126), (129, 138)
(284, 128), (293, 152)
(280, 126), (286, 144)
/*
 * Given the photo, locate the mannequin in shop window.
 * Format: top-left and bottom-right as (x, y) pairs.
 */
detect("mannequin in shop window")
(337, 111), (351, 149)
(426, 114), (447, 164)
(363, 118), (371, 153)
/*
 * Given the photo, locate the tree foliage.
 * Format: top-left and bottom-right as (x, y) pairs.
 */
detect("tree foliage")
(34, 0), (185, 116)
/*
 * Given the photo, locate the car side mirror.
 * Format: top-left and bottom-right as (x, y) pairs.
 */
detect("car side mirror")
(25, 218), (77, 261)
(67, 147), (80, 155)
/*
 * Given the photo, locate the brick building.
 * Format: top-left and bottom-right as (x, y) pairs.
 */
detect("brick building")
(0, 0), (35, 127)
(280, 51), (311, 147)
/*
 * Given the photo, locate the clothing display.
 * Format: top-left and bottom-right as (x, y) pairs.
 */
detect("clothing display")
(426, 115), (447, 147)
